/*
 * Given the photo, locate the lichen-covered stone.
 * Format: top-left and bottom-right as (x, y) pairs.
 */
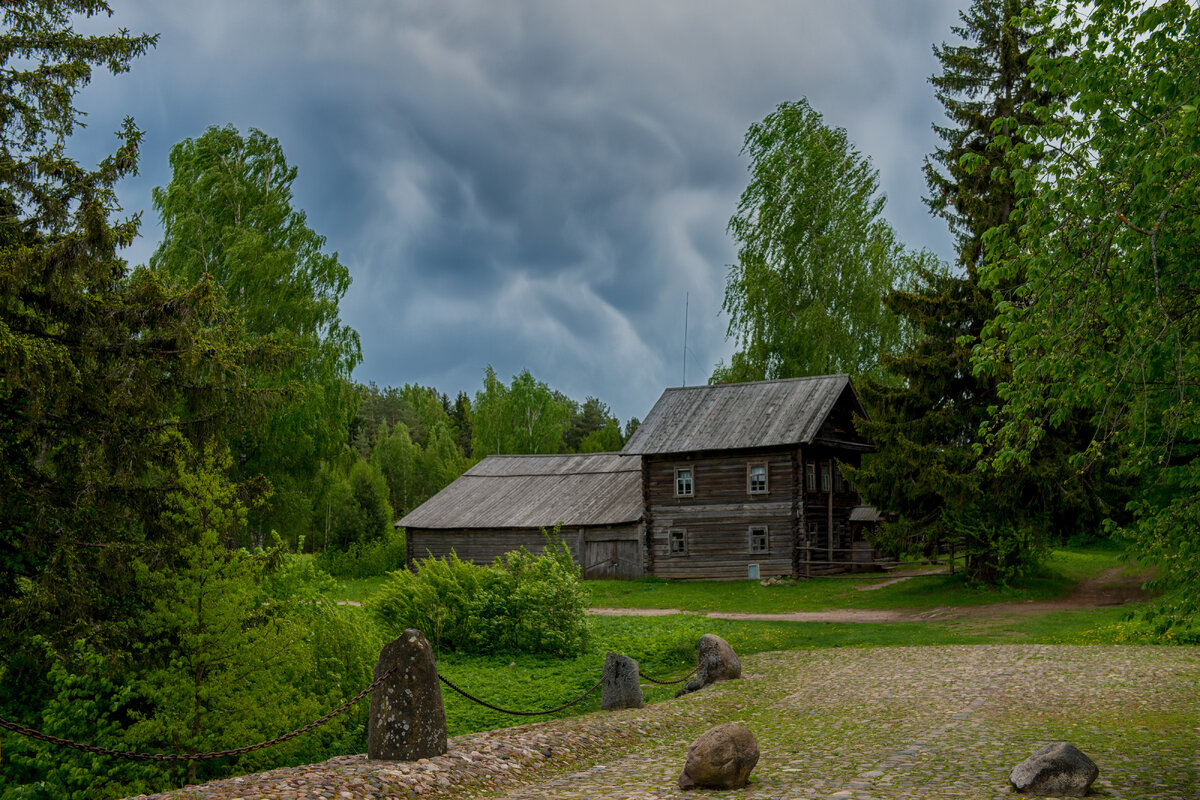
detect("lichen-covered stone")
(677, 722), (759, 790)
(601, 652), (644, 710)
(1009, 741), (1099, 797)
(676, 634), (741, 697)
(367, 629), (447, 761)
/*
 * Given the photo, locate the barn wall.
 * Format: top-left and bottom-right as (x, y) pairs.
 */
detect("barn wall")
(404, 524), (643, 579)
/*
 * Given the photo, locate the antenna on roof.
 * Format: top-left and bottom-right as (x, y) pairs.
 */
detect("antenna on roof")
(682, 292), (689, 387)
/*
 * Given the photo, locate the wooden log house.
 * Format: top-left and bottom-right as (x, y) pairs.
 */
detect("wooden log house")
(397, 375), (880, 579)
(621, 374), (878, 579)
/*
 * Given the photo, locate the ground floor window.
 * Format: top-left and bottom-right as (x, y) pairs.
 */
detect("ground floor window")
(749, 524), (768, 554)
(669, 528), (687, 556)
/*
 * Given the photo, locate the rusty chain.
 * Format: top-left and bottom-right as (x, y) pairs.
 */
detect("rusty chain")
(638, 664), (700, 686)
(1, 656), (702, 758)
(436, 663), (610, 716)
(0, 663), (397, 762)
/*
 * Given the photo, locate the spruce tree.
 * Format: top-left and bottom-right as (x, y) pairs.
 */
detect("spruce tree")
(851, 0), (1091, 582)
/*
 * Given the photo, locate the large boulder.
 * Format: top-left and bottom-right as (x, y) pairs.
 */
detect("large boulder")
(601, 651), (644, 710)
(1009, 742), (1099, 797)
(367, 629), (447, 761)
(678, 722), (760, 790)
(676, 633), (741, 697)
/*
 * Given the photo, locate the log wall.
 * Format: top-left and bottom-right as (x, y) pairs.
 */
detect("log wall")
(404, 524), (644, 579)
(646, 450), (796, 579)
(645, 447), (867, 579)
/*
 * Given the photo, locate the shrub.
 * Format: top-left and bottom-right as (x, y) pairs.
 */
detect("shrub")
(370, 536), (590, 657)
(315, 528), (407, 578)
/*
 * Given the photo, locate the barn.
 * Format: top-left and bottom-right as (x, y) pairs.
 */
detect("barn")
(397, 374), (880, 579)
(397, 452), (646, 579)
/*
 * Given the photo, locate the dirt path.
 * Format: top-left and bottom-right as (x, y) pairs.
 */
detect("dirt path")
(590, 567), (1156, 624)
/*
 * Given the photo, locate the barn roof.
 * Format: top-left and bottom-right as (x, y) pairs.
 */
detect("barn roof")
(396, 452), (643, 530)
(621, 374), (866, 455)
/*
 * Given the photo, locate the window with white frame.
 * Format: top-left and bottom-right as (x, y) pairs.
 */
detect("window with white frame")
(834, 465), (845, 492)
(669, 528), (687, 556)
(820, 463), (831, 492)
(807, 520), (819, 539)
(674, 466), (694, 497)
(806, 462), (816, 491)
(749, 524), (768, 554)
(747, 463), (768, 494)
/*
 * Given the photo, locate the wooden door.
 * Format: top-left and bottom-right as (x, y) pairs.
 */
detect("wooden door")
(582, 536), (644, 579)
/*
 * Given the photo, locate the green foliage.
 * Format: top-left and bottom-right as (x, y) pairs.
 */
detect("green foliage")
(979, 0), (1200, 629)
(325, 459), (392, 551)
(150, 124), (362, 545)
(472, 366), (574, 457)
(850, 0), (1124, 582)
(352, 383), (453, 454)
(126, 442), (320, 784)
(579, 419), (623, 453)
(0, 640), (163, 800)
(565, 396), (622, 452)
(315, 528), (407, 578)
(0, 0), (285, 663)
(715, 99), (926, 382)
(371, 537), (590, 657)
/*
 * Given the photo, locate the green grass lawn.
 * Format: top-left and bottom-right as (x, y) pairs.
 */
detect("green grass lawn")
(327, 575), (389, 604)
(430, 605), (1146, 737)
(584, 545), (1131, 613)
(321, 542), (1161, 739)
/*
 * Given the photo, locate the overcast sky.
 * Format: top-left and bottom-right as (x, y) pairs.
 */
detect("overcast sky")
(75, 1), (965, 424)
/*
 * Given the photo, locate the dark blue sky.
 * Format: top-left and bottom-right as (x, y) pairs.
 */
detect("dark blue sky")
(76, 1), (963, 423)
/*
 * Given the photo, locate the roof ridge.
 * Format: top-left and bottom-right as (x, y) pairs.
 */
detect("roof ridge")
(472, 452), (630, 459)
(664, 374), (848, 391)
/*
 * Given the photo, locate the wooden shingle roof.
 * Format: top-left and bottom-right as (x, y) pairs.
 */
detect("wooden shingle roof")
(621, 375), (866, 455)
(397, 453), (642, 530)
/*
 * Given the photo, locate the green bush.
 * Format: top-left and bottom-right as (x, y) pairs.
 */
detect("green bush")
(370, 537), (590, 657)
(315, 528), (406, 578)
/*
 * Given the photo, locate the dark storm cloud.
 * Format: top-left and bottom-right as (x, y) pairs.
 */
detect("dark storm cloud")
(75, 1), (963, 422)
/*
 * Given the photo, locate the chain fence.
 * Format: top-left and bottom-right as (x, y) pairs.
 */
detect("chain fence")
(638, 665), (700, 686)
(0, 663), (397, 762)
(0, 654), (701, 761)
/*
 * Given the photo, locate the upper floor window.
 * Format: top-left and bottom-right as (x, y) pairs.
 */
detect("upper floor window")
(806, 462), (816, 491)
(820, 463), (831, 492)
(674, 466), (694, 497)
(749, 524), (768, 554)
(747, 463), (768, 494)
(834, 465), (845, 493)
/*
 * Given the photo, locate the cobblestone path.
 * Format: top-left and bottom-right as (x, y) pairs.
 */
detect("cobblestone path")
(134, 645), (1198, 800)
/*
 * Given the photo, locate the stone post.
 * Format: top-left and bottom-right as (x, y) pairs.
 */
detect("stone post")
(675, 633), (741, 697)
(367, 629), (447, 761)
(601, 651), (644, 710)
